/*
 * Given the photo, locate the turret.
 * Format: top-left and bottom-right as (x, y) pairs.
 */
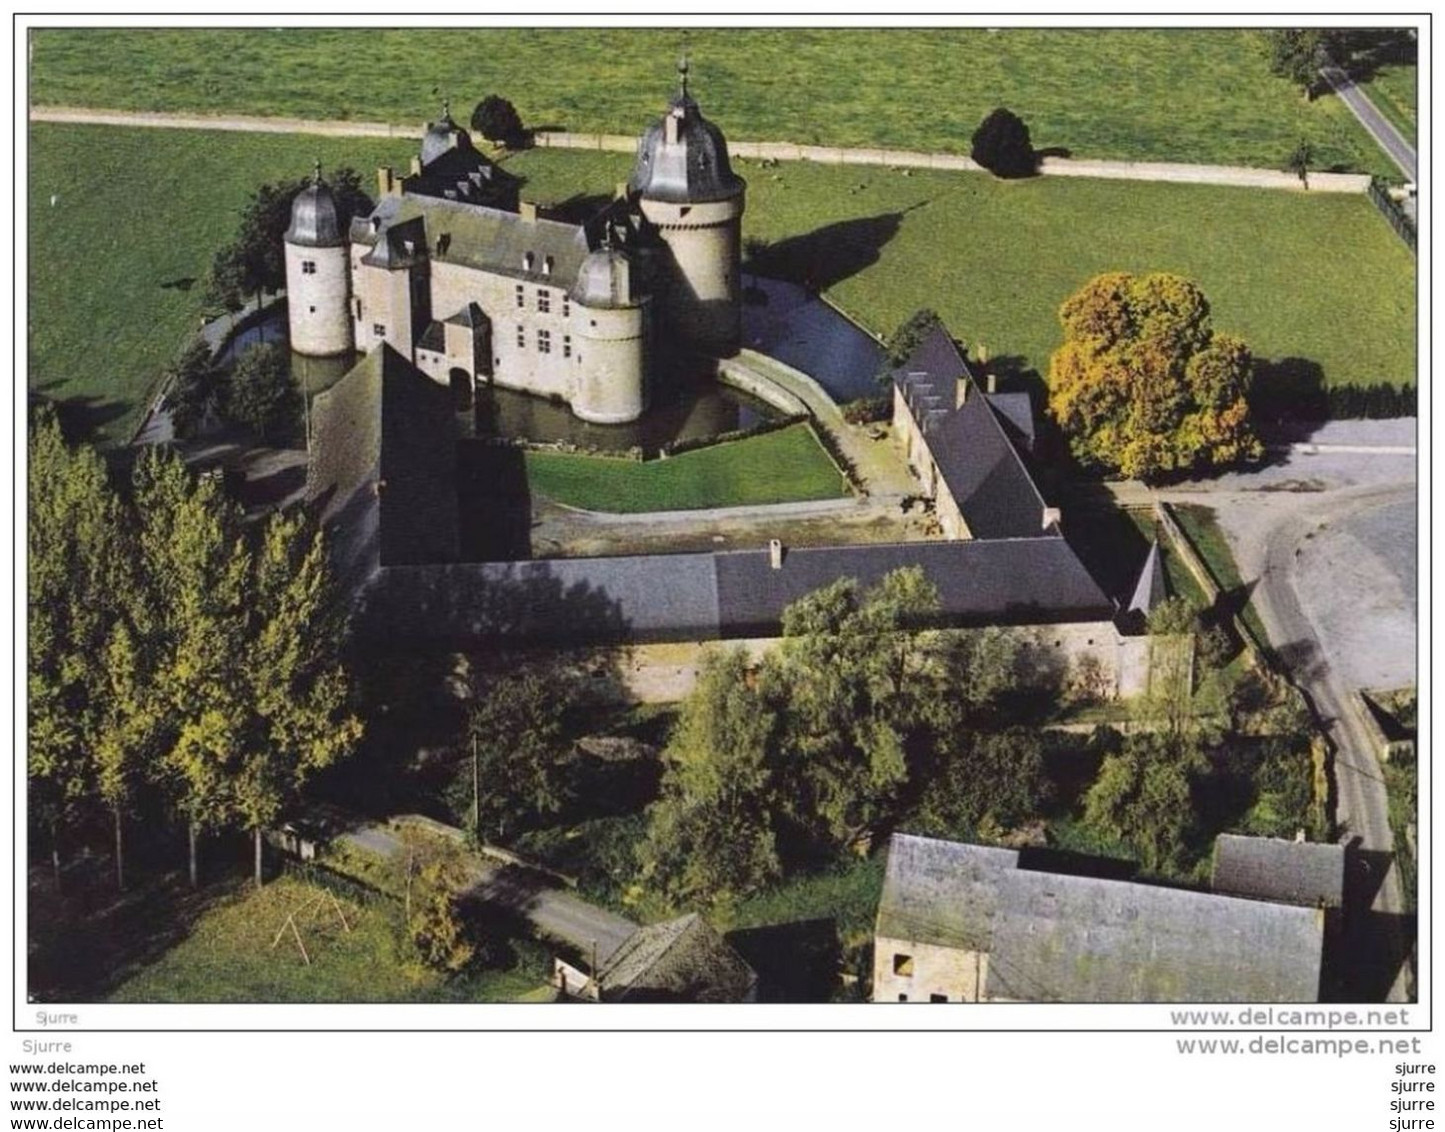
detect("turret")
(629, 58), (745, 356)
(284, 163), (353, 357)
(569, 243), (649, 424)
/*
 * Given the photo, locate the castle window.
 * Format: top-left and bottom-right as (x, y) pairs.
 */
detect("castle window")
(373, 324), (386, 338)
(537, 329), (552, 354)
(355, 299), (363, 318)
(522, 251), (535, 272)
(537, 290), (551, 314)
(563, 335), (572, 358)
(301, 260), (317, 275)
(516, 325), (526, 348)
(515, 285), (525, 309)
(893, 954), (914, 978)
(563, 298), (571, 318)
(542, 255), (554, 276)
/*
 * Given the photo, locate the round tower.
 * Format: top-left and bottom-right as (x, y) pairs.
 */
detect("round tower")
(569, 244), (649, 425)
(285, 163), (353, 357)
(629, 58), (746, 357)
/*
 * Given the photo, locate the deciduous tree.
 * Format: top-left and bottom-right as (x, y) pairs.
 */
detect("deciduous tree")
(1047, 272), (1263, 480)
(227, 342), (300, 441)
(470, 95), (524, 145)
(970, 107), (1037, 178)
(1083, 731), (1202, 872)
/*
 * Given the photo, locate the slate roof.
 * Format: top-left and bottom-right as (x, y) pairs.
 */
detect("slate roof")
(892, 327), (1052, 540)
(356, 535), (1115, 647)
(1127, 541), (1168, 616)
(1212, 835), (1346, 910)
(354, 194), (593, 291)
(598, 914), (758, 1003)
(876, 834), (1325, 1003)
(986, 391), (1036, 451)
(307, 345), (458, 580)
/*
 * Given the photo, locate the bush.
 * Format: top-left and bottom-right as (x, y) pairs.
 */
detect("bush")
(970, 107), (1037, 179)
(470, 95), (524, 145)
(841, 395), (890, 425)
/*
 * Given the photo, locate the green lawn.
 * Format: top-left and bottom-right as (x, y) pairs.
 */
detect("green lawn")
(508, 147), (1416, 392)
(29, 27), (1394, 173)
(28, 125), (1415, 448)
(525, 424), (849, 512)
(1358, 64), (1418, 148)
(106, 874), (551, 1003)
(1169, 504), (1271, 650)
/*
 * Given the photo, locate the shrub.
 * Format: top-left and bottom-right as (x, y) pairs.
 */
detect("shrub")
(841, 395), (890, 425)
(970, 107), (1038, 179)
(470, 95), (524, 145)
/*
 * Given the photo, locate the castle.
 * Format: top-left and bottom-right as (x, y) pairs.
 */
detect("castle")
(284, 60), (744, 425)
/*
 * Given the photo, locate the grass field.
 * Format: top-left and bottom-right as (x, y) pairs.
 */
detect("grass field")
(28, 27), (1396, 174)
(106, 875), (550, 1003)
(28, 125), (1415, 449)
(1358, 63), (1418, 148)
(524, 424), (849, 512)
(28, 124), (415, 444)
(1170, 503), (1271, 650)
(508, 148), (1416, 392)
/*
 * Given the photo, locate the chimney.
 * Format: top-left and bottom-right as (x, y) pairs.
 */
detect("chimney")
(955, 377), (969, 411)
(410, 156), (422, 176)
(519, 201), (538, 224)
(768, 539), (785, 570)
(1042, 506), (1062, 531)
(377, 166), (397, 198)
(986, 371), (998, 395)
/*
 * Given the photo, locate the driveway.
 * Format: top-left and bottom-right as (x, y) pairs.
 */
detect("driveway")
(1319, 64), (1416, 181)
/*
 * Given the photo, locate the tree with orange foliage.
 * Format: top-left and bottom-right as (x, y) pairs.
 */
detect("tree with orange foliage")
(1047, 272), (1262, 481)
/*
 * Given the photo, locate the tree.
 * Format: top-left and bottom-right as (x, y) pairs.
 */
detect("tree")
(165, 339), (229, 440)
(1046, 272), (1263, 480)
(233, 509), (363, 886)
(1083, 731), (1202, 873)
(637, 648), (784, 907)
(392, 827), (476, 974)
(970, 107), (1037, 179)
(1286, 139), (1314, 188)
(909, 728), (1051, 839)
(130, 449), (252, 886)
(27, 410), (130, 885)
(470, 95), (524, 145)
(879, 308), (944, 381)
(227, 342), (300, 441)
(454, 665), (578, 843)
(1262, 29), (1336, 98)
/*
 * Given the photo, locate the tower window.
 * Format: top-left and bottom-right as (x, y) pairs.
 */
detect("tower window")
(516, 325), (526, 349)
(301, 260), (317, 275)
(537, 290), (551, 314)
(373, 324), (386, 338)
(537, 329), (552, 354)
(515, 285), (525, 309)
(562, 298), (571, 318)
(563, 335), (572, 358)
(355, 299), (363, 318)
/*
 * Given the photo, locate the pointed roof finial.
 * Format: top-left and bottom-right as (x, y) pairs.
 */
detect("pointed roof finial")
(678, 52), (689, 99)
(313, 159), (323, 186)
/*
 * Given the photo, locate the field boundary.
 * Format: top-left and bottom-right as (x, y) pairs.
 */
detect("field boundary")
(31, 106), (1373, 194)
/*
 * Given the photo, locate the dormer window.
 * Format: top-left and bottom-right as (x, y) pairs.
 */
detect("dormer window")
(403, 239), (416, 256)
(542, 255), (554, 276)
(522, 251), (535, 272)
(370, 217), (382, 234)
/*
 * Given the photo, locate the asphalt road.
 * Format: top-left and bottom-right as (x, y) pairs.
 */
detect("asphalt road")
(1108, 436), (1416, 1001)
(1320, 64), (1416, 181)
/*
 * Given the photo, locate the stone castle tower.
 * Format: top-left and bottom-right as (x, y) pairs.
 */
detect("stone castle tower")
(284, 164), (353, 357)
(629, 58), (746, 357)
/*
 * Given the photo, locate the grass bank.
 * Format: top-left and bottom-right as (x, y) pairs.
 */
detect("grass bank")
(29, 27), (1394, 173)
(525, 423), (849, 512)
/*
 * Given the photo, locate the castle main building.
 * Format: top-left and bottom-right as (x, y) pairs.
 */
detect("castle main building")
(285, 64), (745, 425)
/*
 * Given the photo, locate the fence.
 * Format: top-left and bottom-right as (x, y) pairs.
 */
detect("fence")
(1367, 177), (1416, 253)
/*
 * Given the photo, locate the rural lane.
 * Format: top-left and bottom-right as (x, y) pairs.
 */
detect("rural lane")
(1319, 64), (1416, 182)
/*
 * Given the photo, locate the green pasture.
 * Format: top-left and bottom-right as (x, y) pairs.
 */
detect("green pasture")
(524, 423), (849, 512)
(29, 27), (1395, 173)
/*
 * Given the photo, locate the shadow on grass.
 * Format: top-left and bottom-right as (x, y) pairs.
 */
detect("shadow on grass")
(1335, 29), (1417, 82)
(745, 209), (911, 293)
(726, 918), (841, 1002)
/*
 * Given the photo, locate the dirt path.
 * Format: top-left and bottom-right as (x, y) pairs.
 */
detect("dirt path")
(31, 105), (1372, 193)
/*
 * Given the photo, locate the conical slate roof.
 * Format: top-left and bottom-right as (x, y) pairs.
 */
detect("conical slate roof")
(629, 59), (744, 204)
(286, 165), (345, 248)
(1127, 540), (1168, 616)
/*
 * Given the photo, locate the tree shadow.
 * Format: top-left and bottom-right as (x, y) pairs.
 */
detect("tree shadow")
(544, 192), (615, 226)
(745, 209), (910, 292)
(1035, 145), (1073, 160)
(1016, 845), (1139, 883)
(30, 389), (132, 449)
(1251, 356), (1328, 424)
(159, 276), (197, 292)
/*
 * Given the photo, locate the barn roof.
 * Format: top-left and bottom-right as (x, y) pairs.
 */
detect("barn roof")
(598, 914), (757, 1003)
(1212, 834), (1346, 910)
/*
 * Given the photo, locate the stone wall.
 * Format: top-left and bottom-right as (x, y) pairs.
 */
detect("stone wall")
(285, 241), (352, 357)
(872, 935), (988, 1003)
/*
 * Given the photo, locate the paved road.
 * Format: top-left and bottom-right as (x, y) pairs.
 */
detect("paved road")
(1106, 437), (1416, 1001)
(32, 105), (1370, 194)
(340, 820), (638, 965)
(1319, 64), (1416, 181)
